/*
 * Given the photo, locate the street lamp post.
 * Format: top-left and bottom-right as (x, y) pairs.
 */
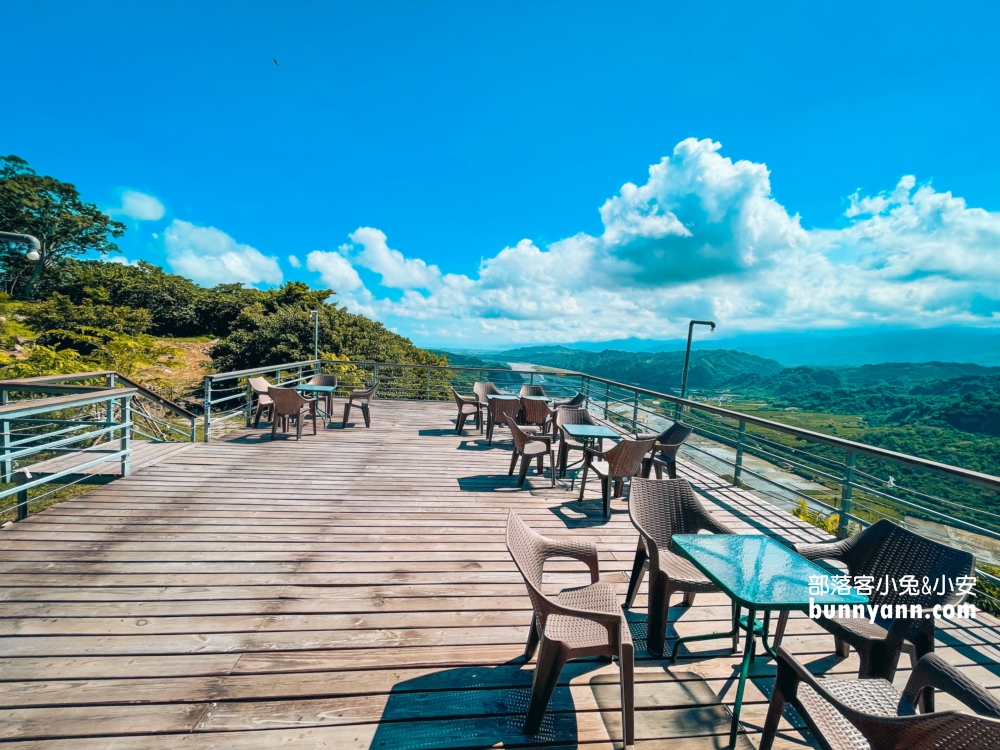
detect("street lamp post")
(309, 310), (319, 361)
(679, 319), (716, 399)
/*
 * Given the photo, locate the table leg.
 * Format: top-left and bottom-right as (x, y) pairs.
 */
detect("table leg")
(729, 605), (757, 748)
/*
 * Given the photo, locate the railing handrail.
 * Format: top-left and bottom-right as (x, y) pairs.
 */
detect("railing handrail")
(1, 372), (198, 422)
(0, 388), (137, 419)
(205, 359), (582, 381)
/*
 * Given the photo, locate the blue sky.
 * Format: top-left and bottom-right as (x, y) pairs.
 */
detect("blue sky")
(5, 1), (1000, 347)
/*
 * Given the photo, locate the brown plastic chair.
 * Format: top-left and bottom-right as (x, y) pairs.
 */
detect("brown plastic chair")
(556, 407), (597, 476)
(267, 387), (317, 440)
(624, 478), (737, 658)
(474, 381), (500, 429)
(578, 437), (656, 516)
(637, 421), (694, 479)
(305, 372), (339, 415)
(519, 384), (546, 397)
(772, 519), (976, 705)
(552, 392), (586, 409)
(506, 510), (634, 743)
(452, 388), (482, 435)
(508, 422), (555, 488)
(760, 645), (1000, 750)
(487, 396), (538, 445)
(342, 382), (378, 428)
(520, 396), (555, 435)
(248, 376), (274, 427)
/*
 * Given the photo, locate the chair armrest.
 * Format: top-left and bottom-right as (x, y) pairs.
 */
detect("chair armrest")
(543, 538), (600, 583)
(695, 511), (734, 536)
(527, 434), (553, 445)
(794, 538), (850, 562)
(900, 653), (1000, 718)
(583, 446), (609, 461)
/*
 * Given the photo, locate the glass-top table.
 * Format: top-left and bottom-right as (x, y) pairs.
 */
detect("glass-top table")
(671, 534), (868, 747)
(295, 383), (338, 424)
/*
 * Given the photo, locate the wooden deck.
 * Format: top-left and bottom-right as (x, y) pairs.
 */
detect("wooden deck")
(26, 439), (196, 482)
(1, 400), (998, 748)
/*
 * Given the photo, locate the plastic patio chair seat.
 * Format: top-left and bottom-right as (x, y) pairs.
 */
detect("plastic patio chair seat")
(342, 382), (378, 428)
(624, 477), (737, 658)
(771, 519), (976, 709)
(637, 421), (694, 479)
(267, 386), (317, 440)
(759, 645), (1000, 750)
(578, 437), (656, 517)
(508, 422), (555, 488)
(506, 510), (634, 744)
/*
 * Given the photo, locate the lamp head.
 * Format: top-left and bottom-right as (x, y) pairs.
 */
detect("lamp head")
(26, 249), (41, 262)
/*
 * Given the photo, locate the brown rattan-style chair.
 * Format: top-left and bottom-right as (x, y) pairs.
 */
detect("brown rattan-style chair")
(520, 396), (556, 435)
(506, 510), (634, 743)
(249, 376), (274, 427)
(624, 477), (737, 658)
(519, 384), (546, 397)
(342, 382), (378, 428)
(578, 437), (656, 517)
(772, 519), (976, 703)
(452, 388), (482, 435)
(267, 386), (317, 440)
(474, 381), (500, 430)
(637, 421), (694, 479)
(508, 422), (555, 488)
(552, 392), (586, 410)
(760, 645), (1000, 750)
(487, 396), (538, 445)
(556, 407), (597, 476)
(305, 372), (338, 415)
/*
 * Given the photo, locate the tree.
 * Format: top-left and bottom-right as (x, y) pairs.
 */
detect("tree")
(0, 155), (126, 298)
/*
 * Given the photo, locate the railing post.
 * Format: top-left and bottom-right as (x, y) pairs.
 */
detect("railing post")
(189, 417), (197, 443)
(245, 379), (253, 427)
(604, 381), (610, 420)
(632, 391), (639, 433)
(120, 395), (131, 477)
(1, 387), (10, 483)
(106, 373), (116, 441)
(15, 471), (28, 521)
(530, 372), (536, 385)
(426, 369), (431, 400)
(733, 420), (746, 486)
(373, 365), (378, 389)
(203, 376), (212, 443)
(838, 451), (856, 539)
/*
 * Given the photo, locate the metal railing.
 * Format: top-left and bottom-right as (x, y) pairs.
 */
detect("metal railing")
(205, 358), (1000, 608)
(0, 387), (135, 522)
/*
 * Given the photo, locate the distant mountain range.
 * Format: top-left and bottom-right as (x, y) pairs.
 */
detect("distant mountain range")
(493, 327), (1000, 367)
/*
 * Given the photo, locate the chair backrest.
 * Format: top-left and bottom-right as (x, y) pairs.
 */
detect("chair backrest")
(351, 382), (378, 403)
(557, 407), (596, 428)
(267, 386), (307, 415)
(249, 376), (272, 396)
(656, 421), (694, 449)
(452, 387), (475, 407)
(840, 520), (975, 608)
(629, 478), (716, 548)
(604, 438), (657, 478)
(506, 509), (553, 611)
(519, 384), (546, 397)
(308, 373), (338, 388)
(558, 392), (587, 408)
(474, 381), (500, 402)
(489, 396), (521, 426)
(520, 397), (553, 426)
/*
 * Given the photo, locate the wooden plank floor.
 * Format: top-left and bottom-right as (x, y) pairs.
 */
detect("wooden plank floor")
(27, 440), (195, 479)
(1, 400), (998, 749)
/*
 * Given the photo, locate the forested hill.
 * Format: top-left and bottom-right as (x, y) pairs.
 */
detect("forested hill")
(500, 346), (784, 391)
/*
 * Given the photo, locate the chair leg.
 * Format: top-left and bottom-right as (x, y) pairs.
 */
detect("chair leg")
(602, 475), (611, 517)
(296, 415), (302, 440)
(647, 577), (673, 659)
(773, 610), (789, 649)
(759, 664), (793, 750)
(311, 406), (317, 435)
(524, 637), (568, 736)
(577, 461), (590, 502)
(624, 539), (647, 609)
(682, 591), (696, 607)
(834, 636), (850, 658)
(535, 455), (543, 475)
(456, 413), (467, 435)
(253, 404), (264, 428)
(613, 477), (624, 498)
(518, 456), (531, 488)
(270, 417), (278, 440)
(342, 402), (351, 428)
(666, 459), (678, 479)
(653, 461), (663, 480)
(548, 449), (555, 487)
(508, 451), (519, 476)
(619, 641), (635, 746)
(361, 403), (371, 427)
(524, 616), (540, 662)
(641, 456), (652, 479)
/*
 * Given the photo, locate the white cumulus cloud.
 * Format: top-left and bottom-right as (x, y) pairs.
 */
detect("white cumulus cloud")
(288, 254), (301, 268)
(109, 190), (166, 221)
(164, 220), (282, 287)
(306, 137), (1000, 344)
